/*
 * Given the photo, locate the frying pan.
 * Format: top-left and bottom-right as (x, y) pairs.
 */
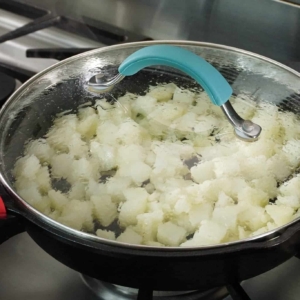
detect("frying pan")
(1, 41), (300, 292)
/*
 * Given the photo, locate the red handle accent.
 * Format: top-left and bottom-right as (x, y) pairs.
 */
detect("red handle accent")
(0, 197), (7, 219)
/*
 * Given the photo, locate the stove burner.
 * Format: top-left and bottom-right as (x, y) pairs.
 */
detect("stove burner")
(81, 274), (229, 300)
(0, 72), (16, 106)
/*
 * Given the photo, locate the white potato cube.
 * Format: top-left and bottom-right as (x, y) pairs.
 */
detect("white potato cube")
(157, 222), (187, 246)
(78, 107), (96, 119)
(91, 195), (117, 226)
(250, 176), (277, 199)
(96, 229), (116, 240)
(215, 192), (234, 207)
(51, 154), (73, 179)
(116, 144), (146, 165)
(279, 176), (300, 198)
(148, 83), (177, 101)
(191, 161), (215, 184)
(14, 155), (41, 179)
(58, 200), (94, 231)
(90, 141), (116, 171)
(119, 188), (148, 226)
(189, 203), (214, 227)
(267, 154), (291, 181)
(117, 228), (143, 245)
(105, 177), (132, 203)
(238, 187), (269, 206)
(173, 87), (195, 105)
(77, 114), (99, 139)
(69, 182), (86, 200)
(213, 156), (240, 178)
(192, 220), (227, 246)
(212, 206), (240, 232)
(18, 185), (50, 213)
(96, 120), (119, 145)
(265, 204), (294, 226)
(238, 206), (270, 231)
(136, 210), (164, 242)
(276, 195), (300, 209)
(282, 139), (300, 168)
(128, 161), (152, 185)
(48, 189), (69, 212)
(35, 166), (51, 193)
(132, 95), (157, 117)
(25, 139), (54, 163)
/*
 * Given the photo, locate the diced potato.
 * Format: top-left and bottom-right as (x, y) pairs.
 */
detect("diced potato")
(128, 161), (152, 185)
(70, 157), (99, 183)
(250, 226), (268, 237)
(212, 206), (240, 232)
(25, 139), (54, 163)
(147, 83), (176, 101)
(77, 114), (99, 139)
(58, 200), (94, 231)
(119, 188), (148, 226)
(105, 177), (132, 203)
(46, 126), (75, 152)
(238, 187), (269, 206)
(78, 107), (96, 119)
(282, 139), (300, 168)
(250, 176), (277, 199)
(91, 195), (117, 227)
(267, 154), (291, 181)
(136, 210), (164, 242)
(173, 87), (195, 105)
(116, 144), (146, 165)
(117, 228), (143, 245)
(238, 226), (251, 240)
(53, 114), (78, 130)
(198, 143), (238, 160)
(213, 156), (240, 178)
(48, 189), (69, 212)
(18, 185), (50, 213)
(90, 141), (116, 171)
(240, 155), (268, 180)
(96, 229), (116, 240)
(35, 166), (51, 193)
(279, 176), (300, 198)
(192, 220), (227, 246)
(69, 182), (86, 200)
(14, 155), (41, 179)
(215, 192), (234, 207)
(117, 119), (146, 145)
(265, 205), (294, 226)
(96, 120), (119, 145)
(157, 222), (187, 246)
(238, 205), (270, 231)
(51, 154), (73, 179)
(276, 195), (300, 209)
(148, 103), (187, 126)
(194, 115), (220, 135)
(240, 139), (277, 158)
(191, 161), (214, 184)
(132, 95), (157, 117)
(189, 203), (214, 227)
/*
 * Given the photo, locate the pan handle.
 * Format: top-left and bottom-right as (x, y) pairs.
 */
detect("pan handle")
(0, 195), (25, 244)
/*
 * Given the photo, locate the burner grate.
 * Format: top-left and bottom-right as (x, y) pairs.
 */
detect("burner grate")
(81, 274), (252, 300)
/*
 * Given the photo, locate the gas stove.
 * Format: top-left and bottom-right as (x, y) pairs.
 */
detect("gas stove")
(1, 1), (300, 300)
